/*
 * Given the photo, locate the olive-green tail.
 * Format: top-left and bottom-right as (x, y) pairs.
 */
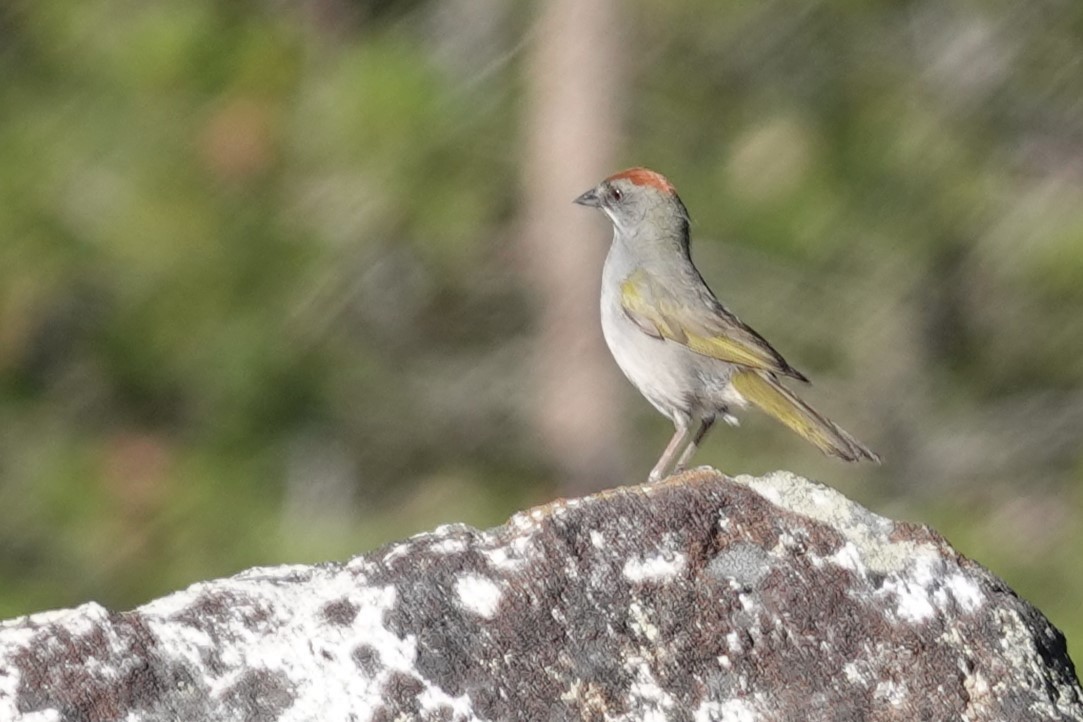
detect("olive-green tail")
(731, 370), (880, 463)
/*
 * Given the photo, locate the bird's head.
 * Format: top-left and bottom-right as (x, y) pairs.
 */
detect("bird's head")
(574, 167), (689, 241)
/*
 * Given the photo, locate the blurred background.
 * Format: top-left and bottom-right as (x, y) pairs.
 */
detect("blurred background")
(1, 0), (1081, 660)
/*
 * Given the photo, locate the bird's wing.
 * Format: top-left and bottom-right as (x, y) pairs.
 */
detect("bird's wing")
(619, 268), (808, 382)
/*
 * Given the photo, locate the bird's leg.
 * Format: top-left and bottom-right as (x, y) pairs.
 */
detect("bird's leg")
(674, 416), (716, 473)
(648, 417), (692, 483)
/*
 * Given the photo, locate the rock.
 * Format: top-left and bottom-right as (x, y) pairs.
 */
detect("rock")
(0, 469), (1079, 721)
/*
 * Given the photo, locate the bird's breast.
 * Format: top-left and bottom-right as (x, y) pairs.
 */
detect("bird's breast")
(600, 243), (741, 421)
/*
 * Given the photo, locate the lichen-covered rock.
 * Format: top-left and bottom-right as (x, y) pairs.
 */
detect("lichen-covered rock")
(1, 469), (1079, 721)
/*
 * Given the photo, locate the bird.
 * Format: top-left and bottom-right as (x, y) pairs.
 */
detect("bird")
(574, 167), (879, 482)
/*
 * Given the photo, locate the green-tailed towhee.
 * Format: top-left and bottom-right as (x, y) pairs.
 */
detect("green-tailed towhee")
(574, 167), (879, 482)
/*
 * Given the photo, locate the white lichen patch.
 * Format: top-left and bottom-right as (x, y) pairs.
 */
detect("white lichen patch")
(507, 511), (539, 533)
(233, 563), (314, 583)
(627, 601), (660, 643)
(0, 604), (102, 633)
(874, 553), (988, 625)
(623, 552), (687, 583)
(454, 574), (502, 619)
(622, 657), (675, 720)
(826, 541), (862, 572)
(887, 577), (938, 623)
(417, 688), (477, 719)
(556, 497), (582, 511)
(480, 546), (517, 570)
(736, 471), (991, 630)
(694, 698), (758, 722)
(942, 573), (984, 613)
(140, 596), (217, 677)
(0, 604), (120, 721)
(474, 520), (540, 572)
(142, 568), (496, 722)
(483, 532), (537, 571)
(733, 471), (924, 576)
(509, 533), (535, 558)
(13, 712), (61, 722)
(375, 542), (412, 566)
(873, 679), (909, 706)
(429, 538), (468, 555)
(842, 661), (865, 685)
(965, 669), (990, 699)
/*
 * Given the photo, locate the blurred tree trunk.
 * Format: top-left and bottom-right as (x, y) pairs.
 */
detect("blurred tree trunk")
(519, 0), (628, 493)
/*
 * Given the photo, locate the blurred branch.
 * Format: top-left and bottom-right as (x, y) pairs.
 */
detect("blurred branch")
(519, 0), (629, 493)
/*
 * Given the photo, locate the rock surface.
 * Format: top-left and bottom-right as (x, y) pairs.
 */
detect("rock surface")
(0, 469), (1079, 721)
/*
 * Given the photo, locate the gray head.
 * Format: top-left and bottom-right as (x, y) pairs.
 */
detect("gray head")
(574, 167), (690, 249)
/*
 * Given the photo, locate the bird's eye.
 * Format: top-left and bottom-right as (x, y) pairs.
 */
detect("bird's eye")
(609, 187), (623, 202)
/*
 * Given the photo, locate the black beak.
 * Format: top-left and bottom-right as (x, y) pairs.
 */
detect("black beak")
(573, 188), (601, 208)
